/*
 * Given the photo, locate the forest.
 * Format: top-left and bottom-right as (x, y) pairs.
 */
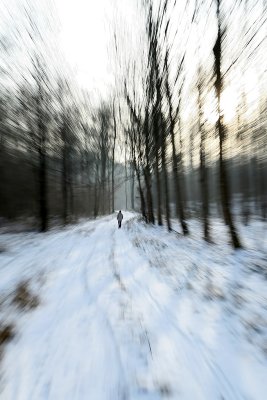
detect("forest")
(0, 0), (267, 248)
(0, 0), (266, 250)
(0, 1), (267, 399)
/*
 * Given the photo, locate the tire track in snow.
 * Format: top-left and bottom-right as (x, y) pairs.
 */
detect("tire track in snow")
(81, 222), (130, 400)
(112, 228), (158, 398)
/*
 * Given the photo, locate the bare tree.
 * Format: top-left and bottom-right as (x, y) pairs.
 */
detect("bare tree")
(164, 50), (189, 235)
(111, 99), (117, 213)
(213, 0), (242, 248)
(197, 66), (210, 241)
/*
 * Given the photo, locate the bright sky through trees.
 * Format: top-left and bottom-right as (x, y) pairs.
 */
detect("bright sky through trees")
(54, 0), (114, 95)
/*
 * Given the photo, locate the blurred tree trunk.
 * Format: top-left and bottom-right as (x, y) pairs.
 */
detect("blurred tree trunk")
(112, 101), (117, 213)
(197, 67), (210, 241)
(36, 71), (48, 232)
(161, 117), (171, 231)
(131, 162), (135, 210)
(214, 0), (242, 248)
(68, 159), (74, 221)
(164, 57), (189, 235)
(101, 155), (106, 215)
(124, 143), (128, 210)
(237, 93), (250, 225)
(154, 118), (163, 226)
(62, 123), (68, 225)
(153, 82), (163, 226)
(94, 164), (99, 218)
(136, 163), (146, 219)
(147, 4), (162, 226)
(38, 135), (48, 232)
(144, 111), (155, 224)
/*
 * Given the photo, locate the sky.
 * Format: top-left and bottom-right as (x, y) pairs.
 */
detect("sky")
(0, 0), (119, 96)
(53, 0), (143, 100)
(54, 0), (114, 95)
(53, 0), (123, 97)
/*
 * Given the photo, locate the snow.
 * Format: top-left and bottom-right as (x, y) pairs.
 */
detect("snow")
(0, 212), (267, 399)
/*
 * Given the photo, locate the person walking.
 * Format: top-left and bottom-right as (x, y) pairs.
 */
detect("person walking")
(117, 210), (123, 228)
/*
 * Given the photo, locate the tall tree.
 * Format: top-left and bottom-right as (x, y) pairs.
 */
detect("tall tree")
(213, 0), (242, 248)
(164, 51), (189, 235)
(111, 99), (117, 213)
(197, 66), (210, 241)
(147, 4), (163, 225)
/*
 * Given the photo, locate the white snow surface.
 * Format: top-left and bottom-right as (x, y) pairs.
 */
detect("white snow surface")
(0, 212), (267, 400)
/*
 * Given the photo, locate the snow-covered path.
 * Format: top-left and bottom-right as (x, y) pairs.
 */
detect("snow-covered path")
(0, 213), (267, 399)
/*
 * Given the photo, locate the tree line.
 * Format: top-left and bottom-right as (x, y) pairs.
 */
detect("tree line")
(117, 0), (267, 249)
(0, 0), (266, 247)
(0, 1), (121, 231)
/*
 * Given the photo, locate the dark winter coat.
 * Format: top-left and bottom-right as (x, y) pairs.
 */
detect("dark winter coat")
(117, 211), (123, 222)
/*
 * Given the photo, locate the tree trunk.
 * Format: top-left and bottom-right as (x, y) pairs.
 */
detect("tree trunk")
(62, 126), (68, 225)
(144, 117), (155, 224)
(112, 102), (117, 213)
(172, 146), (188, 235)
(198, 74), (210, 242)
(112, 156), (115, 213)
(68, 170), (74, 221)
(125, 145), (128, 210)
(164, 56), (189, 235)
(169, 112), (188, 235)
(200, 146), (210, 241)
(144, 167), (154, 224)
(154, 110), (163, 225)
(39, 141), (48, 232)
(107, 160), (111, 214)
(155, 145), (162, 225)
(101, 151), (106, 215)
(131, 162), (135, 210)
(94, 164), (99, 218)
(213, 0), (242, 249)
(135, 163), (147, 219)
(161, 126), (171, 231)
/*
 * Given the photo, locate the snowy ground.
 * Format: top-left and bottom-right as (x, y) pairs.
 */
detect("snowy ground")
(0, 212), (267, 400)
